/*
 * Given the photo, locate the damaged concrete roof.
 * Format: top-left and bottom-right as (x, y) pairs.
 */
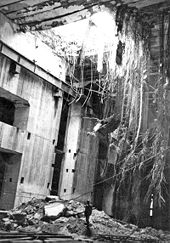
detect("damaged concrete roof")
(0, 0), (169, 31)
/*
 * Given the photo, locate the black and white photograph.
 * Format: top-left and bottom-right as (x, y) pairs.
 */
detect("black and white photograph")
(0, 0), (169, 242)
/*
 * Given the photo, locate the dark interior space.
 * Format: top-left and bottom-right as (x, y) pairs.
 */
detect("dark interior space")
(0, 97), (15, 125)
(0, 152), (12, 209)
(0, 152), (11, 202)
(93, 139), (108, 210)
(51, 95), (69, 195)
(0, 151), (21, 210)
(0, 162), (5, 199)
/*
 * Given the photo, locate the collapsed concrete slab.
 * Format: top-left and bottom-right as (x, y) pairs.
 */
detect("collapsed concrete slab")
(0, 198), (170, 242)
(44, 202), (66, 219)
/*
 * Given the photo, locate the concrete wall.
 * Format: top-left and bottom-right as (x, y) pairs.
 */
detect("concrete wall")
(59, 103), (82, 200)
(0, 11), (68, 208)
(73, 117), (99, 203)
(0, 11), (84, 208)
(0, 122), (25, 154)
(140, 13), (170, 230)
(0, 153), (21, 210)
(0, 51), (64, 207)
(0, 12), (66, 82)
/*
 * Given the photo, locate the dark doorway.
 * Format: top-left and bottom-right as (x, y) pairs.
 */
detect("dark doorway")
(51, 96), (69, 195)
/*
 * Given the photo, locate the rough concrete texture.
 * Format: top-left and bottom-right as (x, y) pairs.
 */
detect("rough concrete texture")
(0, 0), (169, 31)
(72, 117), (99, 203)
(44, 202), (65, 218)
(0, 197), (170, 242)
(0, 12), (66, 82)
(0, 52), (63, 209)
(59, 103), (82, 201)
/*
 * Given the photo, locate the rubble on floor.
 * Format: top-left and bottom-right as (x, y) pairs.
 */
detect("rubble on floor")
(0, 197), (170, 242)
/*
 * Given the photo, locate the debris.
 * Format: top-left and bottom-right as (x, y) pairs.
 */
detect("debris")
(0, 197), (169, 242)
(44, 202), (65, 219)
(33, 212), (41, 220)
(45, 195), (60, 202)
(12, 212), (27, 224)
(0, 210), (8, 219)
(65, 200), (84, 217)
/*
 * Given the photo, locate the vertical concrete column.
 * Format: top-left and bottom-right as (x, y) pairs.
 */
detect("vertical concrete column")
(72, 117), (99, 203)
(58, 102), (81, 200)
(53, 91), (64, 145)
(48, 92), (64, 190)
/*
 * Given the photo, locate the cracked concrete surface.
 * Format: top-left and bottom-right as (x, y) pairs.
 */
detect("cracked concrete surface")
(0, 0), (168, 31)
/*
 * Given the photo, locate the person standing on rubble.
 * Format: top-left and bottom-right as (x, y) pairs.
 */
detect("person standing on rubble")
(84, 200), (92, 226)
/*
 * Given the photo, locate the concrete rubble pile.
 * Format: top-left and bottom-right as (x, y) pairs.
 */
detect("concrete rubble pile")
(0, 197), (170, 242)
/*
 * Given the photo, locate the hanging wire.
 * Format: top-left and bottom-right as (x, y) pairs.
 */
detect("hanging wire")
(58, 147), (169, 201)
(82, 60), (93, 107)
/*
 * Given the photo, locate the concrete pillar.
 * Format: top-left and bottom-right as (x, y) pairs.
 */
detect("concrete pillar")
(72, 117), (99, 203)
(58, 102), (81, 200)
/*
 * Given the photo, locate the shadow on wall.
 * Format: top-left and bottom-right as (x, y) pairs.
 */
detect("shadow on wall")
(0, 150), (21, 210)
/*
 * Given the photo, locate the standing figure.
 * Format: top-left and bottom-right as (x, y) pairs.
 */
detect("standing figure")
(84, 200), (92, 226)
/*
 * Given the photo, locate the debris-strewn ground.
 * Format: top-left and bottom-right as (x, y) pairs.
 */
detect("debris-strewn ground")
(0, 196), (170, 242)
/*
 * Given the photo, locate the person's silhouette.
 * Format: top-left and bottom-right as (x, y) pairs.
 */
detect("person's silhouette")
(84, 200), (92, 226)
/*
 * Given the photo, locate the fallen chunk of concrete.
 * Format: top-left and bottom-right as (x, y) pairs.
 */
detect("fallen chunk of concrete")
(12, 212), (26, 224)
(44, 202), (65, 219)
(2, 217), (11, 222)
(33, 212), (41, 220)
(45, 195), (60, 202)
(0, 210), (8, 219)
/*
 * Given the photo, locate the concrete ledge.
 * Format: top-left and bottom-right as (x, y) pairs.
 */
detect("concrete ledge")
(0, 41), (75, 97)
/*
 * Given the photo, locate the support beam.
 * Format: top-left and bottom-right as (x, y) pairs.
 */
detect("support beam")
(0, 0), (169, 31)
(0, 0), (117, 31)
(0, 41), (75, 96)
